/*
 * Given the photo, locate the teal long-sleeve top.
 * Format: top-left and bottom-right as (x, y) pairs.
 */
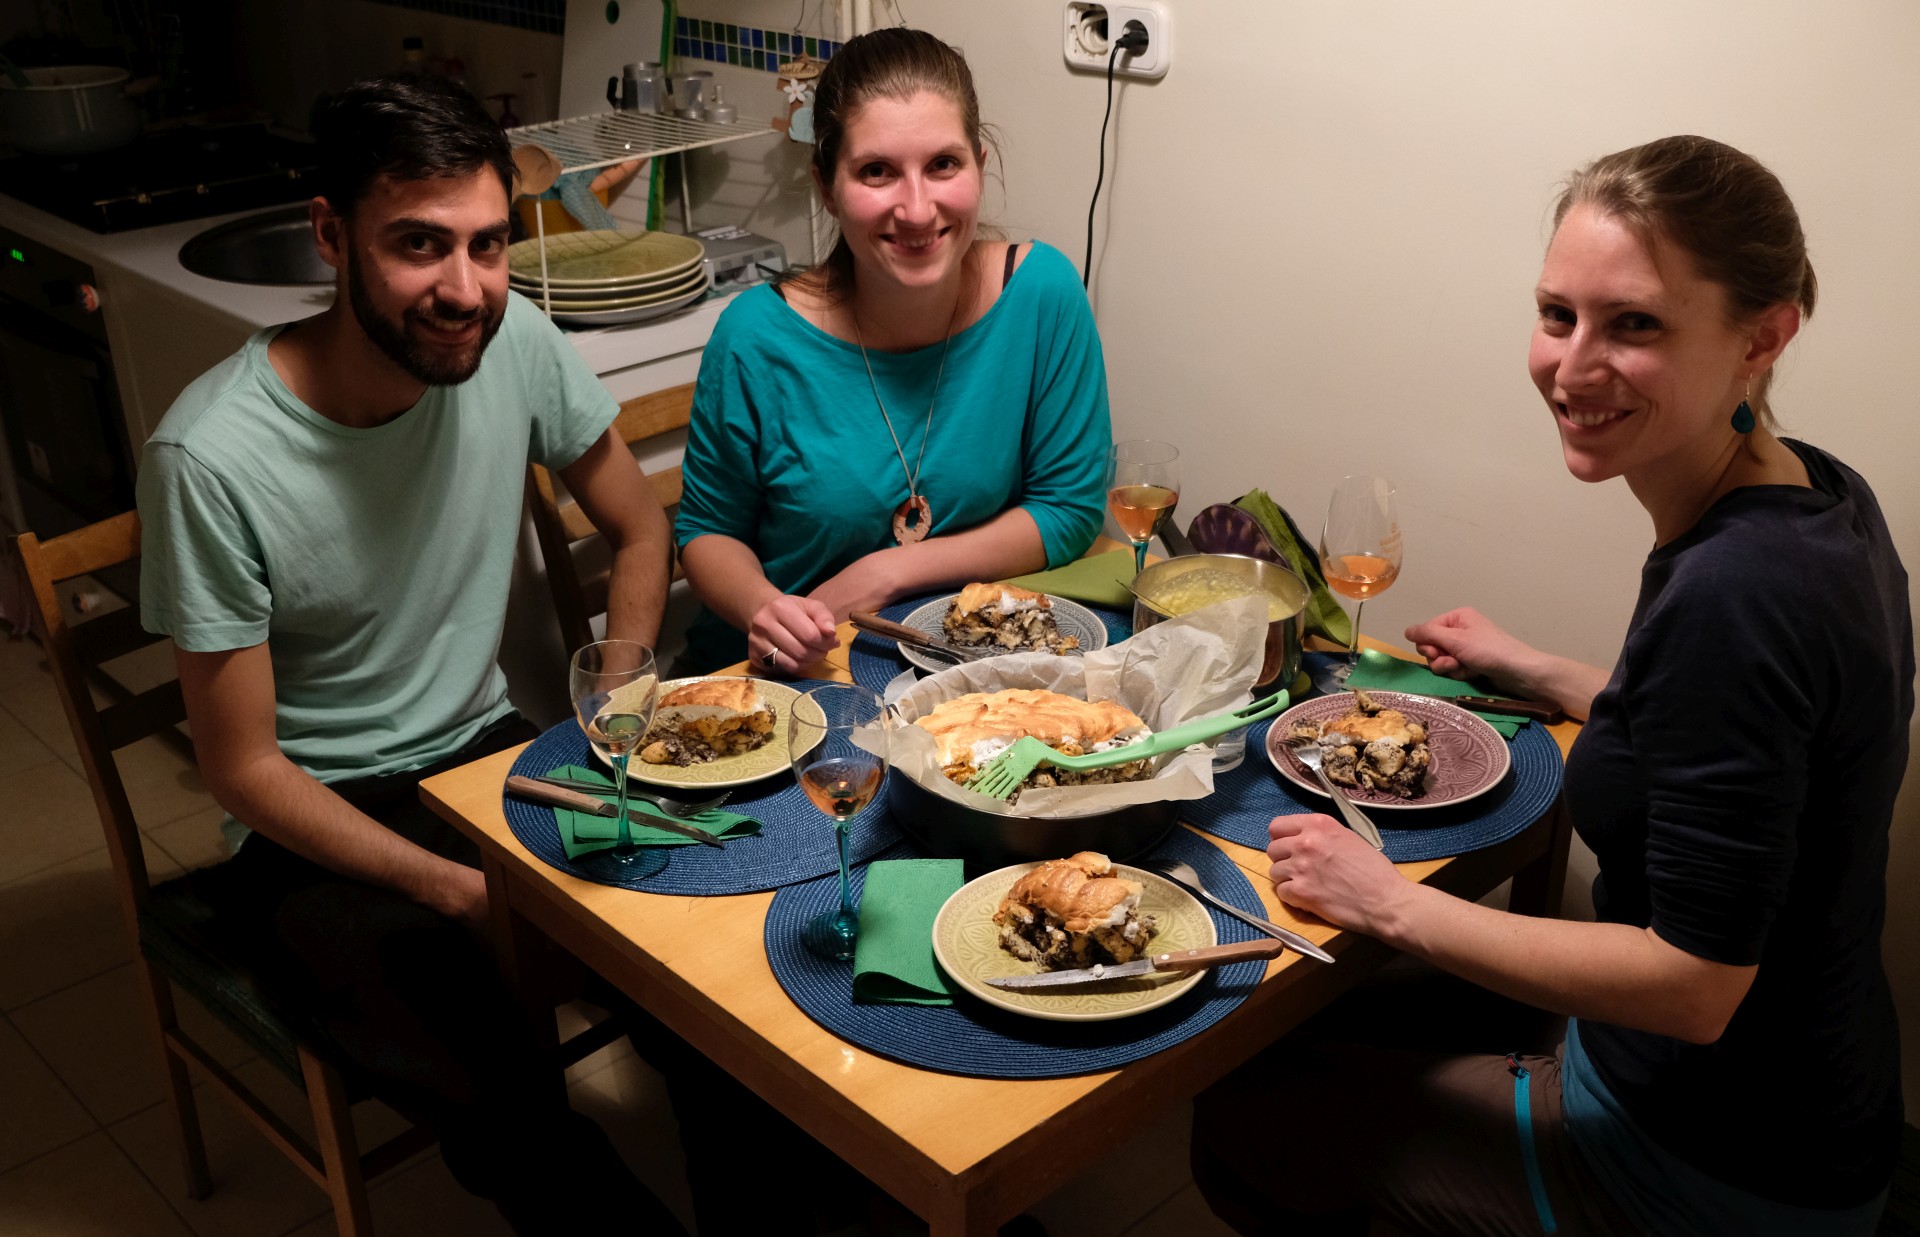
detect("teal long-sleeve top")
(674, 241), (1112, 670)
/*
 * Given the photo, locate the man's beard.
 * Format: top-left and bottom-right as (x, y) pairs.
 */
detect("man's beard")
(346, 247), (504, 386)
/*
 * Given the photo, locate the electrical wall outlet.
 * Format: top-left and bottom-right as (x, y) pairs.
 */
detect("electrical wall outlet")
(1063, 1), (1170, 79)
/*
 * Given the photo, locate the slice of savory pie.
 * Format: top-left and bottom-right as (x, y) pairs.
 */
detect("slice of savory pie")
(1286, 688), (1431, 798)
(942, 582), (1081, 655)
(994, 851), (1158, 969)
(913, 688), (1151, 793)
(639, 678), (777, 767)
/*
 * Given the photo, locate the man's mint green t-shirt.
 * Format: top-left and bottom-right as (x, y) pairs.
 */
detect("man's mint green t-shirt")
(138, 292), (615, 791)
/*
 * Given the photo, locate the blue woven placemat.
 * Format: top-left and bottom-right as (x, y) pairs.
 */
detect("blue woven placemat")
(1182, 716), (1564, 863)
(764, 827), (1269, 1078)
(503, 693), (903, 895)
(847, 593), (1134, 694)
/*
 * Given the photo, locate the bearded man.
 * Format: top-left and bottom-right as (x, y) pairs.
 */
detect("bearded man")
(135, 75), (687, 1232)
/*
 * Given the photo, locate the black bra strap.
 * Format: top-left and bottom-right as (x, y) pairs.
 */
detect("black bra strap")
(1002, 242), (1022, 289)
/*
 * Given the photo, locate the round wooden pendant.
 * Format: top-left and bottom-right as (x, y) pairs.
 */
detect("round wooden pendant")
(891, 494), (932, 545)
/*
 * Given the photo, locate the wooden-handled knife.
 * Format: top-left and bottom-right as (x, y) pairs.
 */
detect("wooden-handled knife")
(505, 775), (725, 848)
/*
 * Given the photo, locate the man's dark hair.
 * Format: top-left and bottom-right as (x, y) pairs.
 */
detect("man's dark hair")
(309, 74), (514, 215)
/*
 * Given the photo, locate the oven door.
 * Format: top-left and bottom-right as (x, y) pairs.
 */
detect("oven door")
(0, 294), (136, 539)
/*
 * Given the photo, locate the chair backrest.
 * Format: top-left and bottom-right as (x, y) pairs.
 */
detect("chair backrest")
(14, 513), (185, 937)
(528, 381), (692, 656)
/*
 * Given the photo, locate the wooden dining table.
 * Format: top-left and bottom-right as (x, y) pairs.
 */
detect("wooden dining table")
(419, 624), (1579, 1236)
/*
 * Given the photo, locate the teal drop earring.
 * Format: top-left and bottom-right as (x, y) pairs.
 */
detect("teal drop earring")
(1731, 381), (1756, 434)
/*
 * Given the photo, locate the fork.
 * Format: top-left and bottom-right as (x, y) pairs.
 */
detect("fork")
(530, 774), (732, 819)
(965, 690), (1292, 801)
(1145, 858), (1334, 964)
(1287, 737), (1386, 850)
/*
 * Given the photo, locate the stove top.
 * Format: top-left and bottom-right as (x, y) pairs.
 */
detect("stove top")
(0, 123), (320, 233)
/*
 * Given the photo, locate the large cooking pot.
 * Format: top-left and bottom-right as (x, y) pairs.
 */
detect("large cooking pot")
(1129, 553), (1309, 693)
(887, 771), (1179, 875)
(0, 66), (143, 156)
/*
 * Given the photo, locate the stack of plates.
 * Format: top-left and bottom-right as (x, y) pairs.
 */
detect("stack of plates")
(508, 230), (711, 327)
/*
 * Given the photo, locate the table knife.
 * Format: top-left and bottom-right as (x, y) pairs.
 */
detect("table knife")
(849, 612), (995, 661)
(505, 775), (725, 848)
(1403, 692), (1564, 723)
(985, 938), (1287, 989)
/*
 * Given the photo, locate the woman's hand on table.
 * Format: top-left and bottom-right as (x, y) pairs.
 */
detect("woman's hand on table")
(807, 550), (904, 622)
(1266, 813), (1410, 936)
(750, 595), (839, 675)
(1405, 607), (1608, 722)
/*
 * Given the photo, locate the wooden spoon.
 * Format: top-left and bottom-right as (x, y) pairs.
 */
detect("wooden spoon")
(511, 143), (561, 198)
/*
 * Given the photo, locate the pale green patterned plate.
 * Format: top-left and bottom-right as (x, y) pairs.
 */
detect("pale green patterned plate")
(507, 229), (706, 286)
(931, 862), (1215, 1022)
(591, 677), (825, 789)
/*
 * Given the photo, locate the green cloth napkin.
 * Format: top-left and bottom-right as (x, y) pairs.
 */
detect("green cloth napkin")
(999, 549), (1137, 610)
(1234, 489), (1353, 647)
(543, 765), (762, 859)
(1344, 650), (1528, 739)
(852, 859), (964, 1005)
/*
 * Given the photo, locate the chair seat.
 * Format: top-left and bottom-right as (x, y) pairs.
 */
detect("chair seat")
(141, 869), (366, 1098)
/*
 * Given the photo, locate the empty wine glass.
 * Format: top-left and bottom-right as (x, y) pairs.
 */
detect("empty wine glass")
(569, 640), (665, 879)
(790, 683), (889, 961)
(1314, 475), (1403, 693)
(1107, 440), (1181, 576)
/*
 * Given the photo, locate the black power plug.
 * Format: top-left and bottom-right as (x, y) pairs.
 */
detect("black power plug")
(1114, 19), (1150, 55)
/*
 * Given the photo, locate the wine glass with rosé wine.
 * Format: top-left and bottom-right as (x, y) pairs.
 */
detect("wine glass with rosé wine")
(569, 640), (666, 880)
(1107, 440), (1181, 577)
(790, 684), (890, 961)
(1314, 475), (1403, 693)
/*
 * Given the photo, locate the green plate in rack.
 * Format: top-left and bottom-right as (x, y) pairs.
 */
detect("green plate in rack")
(507, 230), (707, 287)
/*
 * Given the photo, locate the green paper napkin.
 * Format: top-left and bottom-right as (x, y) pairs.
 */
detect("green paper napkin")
(1344, 650), (1528, 739)
(543, 765), (762, 859)
(1000, 549), (1137, 610)
(1234, 489), (1353, 647)
(852, 859), (964, 1005)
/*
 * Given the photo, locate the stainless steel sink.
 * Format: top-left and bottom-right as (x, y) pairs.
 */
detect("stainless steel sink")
(177, 205), (333, 285)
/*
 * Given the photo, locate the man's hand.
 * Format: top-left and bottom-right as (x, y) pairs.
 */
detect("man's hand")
(1267, 813), (1410, 936)
(749, 594), (838, 674)
(423, 863), (490, 934)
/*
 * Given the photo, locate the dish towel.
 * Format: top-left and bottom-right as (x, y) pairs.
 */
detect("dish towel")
(852, 858), (964, 1005)
(543, 764), (762, 859)
(1232, 489), (1354, 648)
(999, 549), (1137, 610)
(1344, 650), (1529, 739)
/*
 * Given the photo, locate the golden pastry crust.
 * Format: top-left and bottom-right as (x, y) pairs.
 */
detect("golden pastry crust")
(640, 679), (776, 766)
(1287, 689), (1430, 798)
(942, 582), (1081, 655)
(913, 689), (1153, 794)
(659, 678), (762, 712)
(993, 851), (1158, 969)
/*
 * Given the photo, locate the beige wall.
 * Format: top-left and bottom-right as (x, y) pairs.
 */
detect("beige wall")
(679, 0), (1920, 1104)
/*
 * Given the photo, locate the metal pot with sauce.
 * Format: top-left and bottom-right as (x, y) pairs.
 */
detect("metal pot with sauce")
(1128, 553), (1309, 693)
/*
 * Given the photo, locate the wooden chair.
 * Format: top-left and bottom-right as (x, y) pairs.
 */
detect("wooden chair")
(14, 513), (434, 1236)
(528, 382), (691, 656)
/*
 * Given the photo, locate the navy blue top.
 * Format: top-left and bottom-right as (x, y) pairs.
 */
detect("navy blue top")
(1564, 439), (1911, 1208)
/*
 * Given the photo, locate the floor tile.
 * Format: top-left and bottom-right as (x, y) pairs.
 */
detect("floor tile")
(1027, 1102), (1194, 1237)
(0, 838), (182, 1011)
(0, 634), (50, 690)
(0, 1129), (197, 1236)
(0, 758), (117, 885)
(145, 806), (231, 874)
(108, 1078), (333, 1237)
(281, 1152), (515, 1237)
(115, 737), (214, 833)
(567, 1050), (697, 1233)
(0, 666), (81, 772)
(1122, 1182), (1235, 1235)
(0, 1014), (97, 1174)
(557, 998), (633, 1083)
(0, 703), (59, 782)
(12, 963), (257, 1126)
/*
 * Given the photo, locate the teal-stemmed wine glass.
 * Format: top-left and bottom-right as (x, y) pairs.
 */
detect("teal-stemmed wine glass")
(790, 683), (889, 961)
(569, 640), (666, 880)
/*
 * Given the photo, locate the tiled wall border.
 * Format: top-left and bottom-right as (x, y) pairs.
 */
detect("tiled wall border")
(674, 15), (841, 72)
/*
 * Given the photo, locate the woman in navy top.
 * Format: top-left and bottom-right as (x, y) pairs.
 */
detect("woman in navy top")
(1195, 136), (1909, 1236)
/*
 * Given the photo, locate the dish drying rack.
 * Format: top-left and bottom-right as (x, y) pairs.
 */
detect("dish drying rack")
(507, 110), (778, 309)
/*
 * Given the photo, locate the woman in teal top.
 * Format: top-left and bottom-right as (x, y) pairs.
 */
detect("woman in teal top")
(675, 28), (1110, 674)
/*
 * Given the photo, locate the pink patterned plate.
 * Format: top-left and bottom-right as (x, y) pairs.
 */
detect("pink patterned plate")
(1264, 691), (1510, 812)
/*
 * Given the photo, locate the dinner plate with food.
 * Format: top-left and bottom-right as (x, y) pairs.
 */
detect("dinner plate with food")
(930, 851), (1215, 1022)
(1265, 688), (1510, 811)
(589, 676), (826, 789)
(894, 583), (1107, 674)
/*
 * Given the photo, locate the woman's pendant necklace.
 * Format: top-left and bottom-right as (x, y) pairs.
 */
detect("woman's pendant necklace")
(854, 289), (962, 547)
